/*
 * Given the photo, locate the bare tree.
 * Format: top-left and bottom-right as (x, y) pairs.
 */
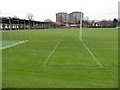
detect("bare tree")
(27, 13), (34, 20)
(85, 16), (89, 22)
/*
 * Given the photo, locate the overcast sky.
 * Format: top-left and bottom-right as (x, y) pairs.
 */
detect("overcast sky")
(0, 0), (119, 21)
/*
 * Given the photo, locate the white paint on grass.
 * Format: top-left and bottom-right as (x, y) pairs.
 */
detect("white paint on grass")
(1, 40), (28, 50)
(79, 38), (103, 68)
(42, 35), (64, 67)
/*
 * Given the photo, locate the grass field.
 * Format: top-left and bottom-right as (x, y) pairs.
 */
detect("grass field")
(2, 28), (118, 88)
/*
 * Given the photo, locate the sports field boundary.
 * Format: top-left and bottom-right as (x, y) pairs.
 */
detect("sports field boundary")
(1, 40), (28, 50)
(79, 38), (103, 68)
(42, 35), (64, 67)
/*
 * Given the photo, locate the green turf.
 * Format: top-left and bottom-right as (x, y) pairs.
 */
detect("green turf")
(0, 40), (20, 48)
(2, 28), (118, 88)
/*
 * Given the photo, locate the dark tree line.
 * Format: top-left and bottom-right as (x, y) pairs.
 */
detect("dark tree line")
(83, 18), (120, 28)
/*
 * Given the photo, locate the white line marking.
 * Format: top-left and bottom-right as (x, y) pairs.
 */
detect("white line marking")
(0, 40), (28, 50)
(79, 38), (103, 68)
(42, 35), (64, 67)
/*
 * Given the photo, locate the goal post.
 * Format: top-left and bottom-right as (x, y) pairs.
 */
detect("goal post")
(0, 16), (2, 90)
(79, 10), (83, 41)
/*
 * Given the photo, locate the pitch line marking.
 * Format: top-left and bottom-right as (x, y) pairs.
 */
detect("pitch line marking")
(0, 40), (28, 50)
(42, 35), (64, 67)
(79, 38), (103, 68)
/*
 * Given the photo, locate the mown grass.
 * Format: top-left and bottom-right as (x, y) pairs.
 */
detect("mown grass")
(2, 28), (118, 88)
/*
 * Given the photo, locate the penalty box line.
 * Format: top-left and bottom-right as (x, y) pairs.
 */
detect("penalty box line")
(79, 38), (103, 68)
(1, 40), (28, 50)
(42, 34), (64, 67)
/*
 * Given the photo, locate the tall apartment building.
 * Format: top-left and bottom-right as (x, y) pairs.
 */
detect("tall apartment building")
(56, 12), (69, 23)
(69, 11), (84, 24)
(56, 11), (84, 24)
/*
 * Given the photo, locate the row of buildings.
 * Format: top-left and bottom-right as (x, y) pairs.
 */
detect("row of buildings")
(0, 11), (84, 30)
(0, 17), (59, 30)
(56, 11), (120, 28)
(56, 12), (84, 27)
(1, 10), (119, 30)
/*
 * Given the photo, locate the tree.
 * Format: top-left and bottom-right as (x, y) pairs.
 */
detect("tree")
(85, 16), (90, 21)
(113, 18), (118, 27)
(27, 13), (34, 20)
(84, 16), (90, 27)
